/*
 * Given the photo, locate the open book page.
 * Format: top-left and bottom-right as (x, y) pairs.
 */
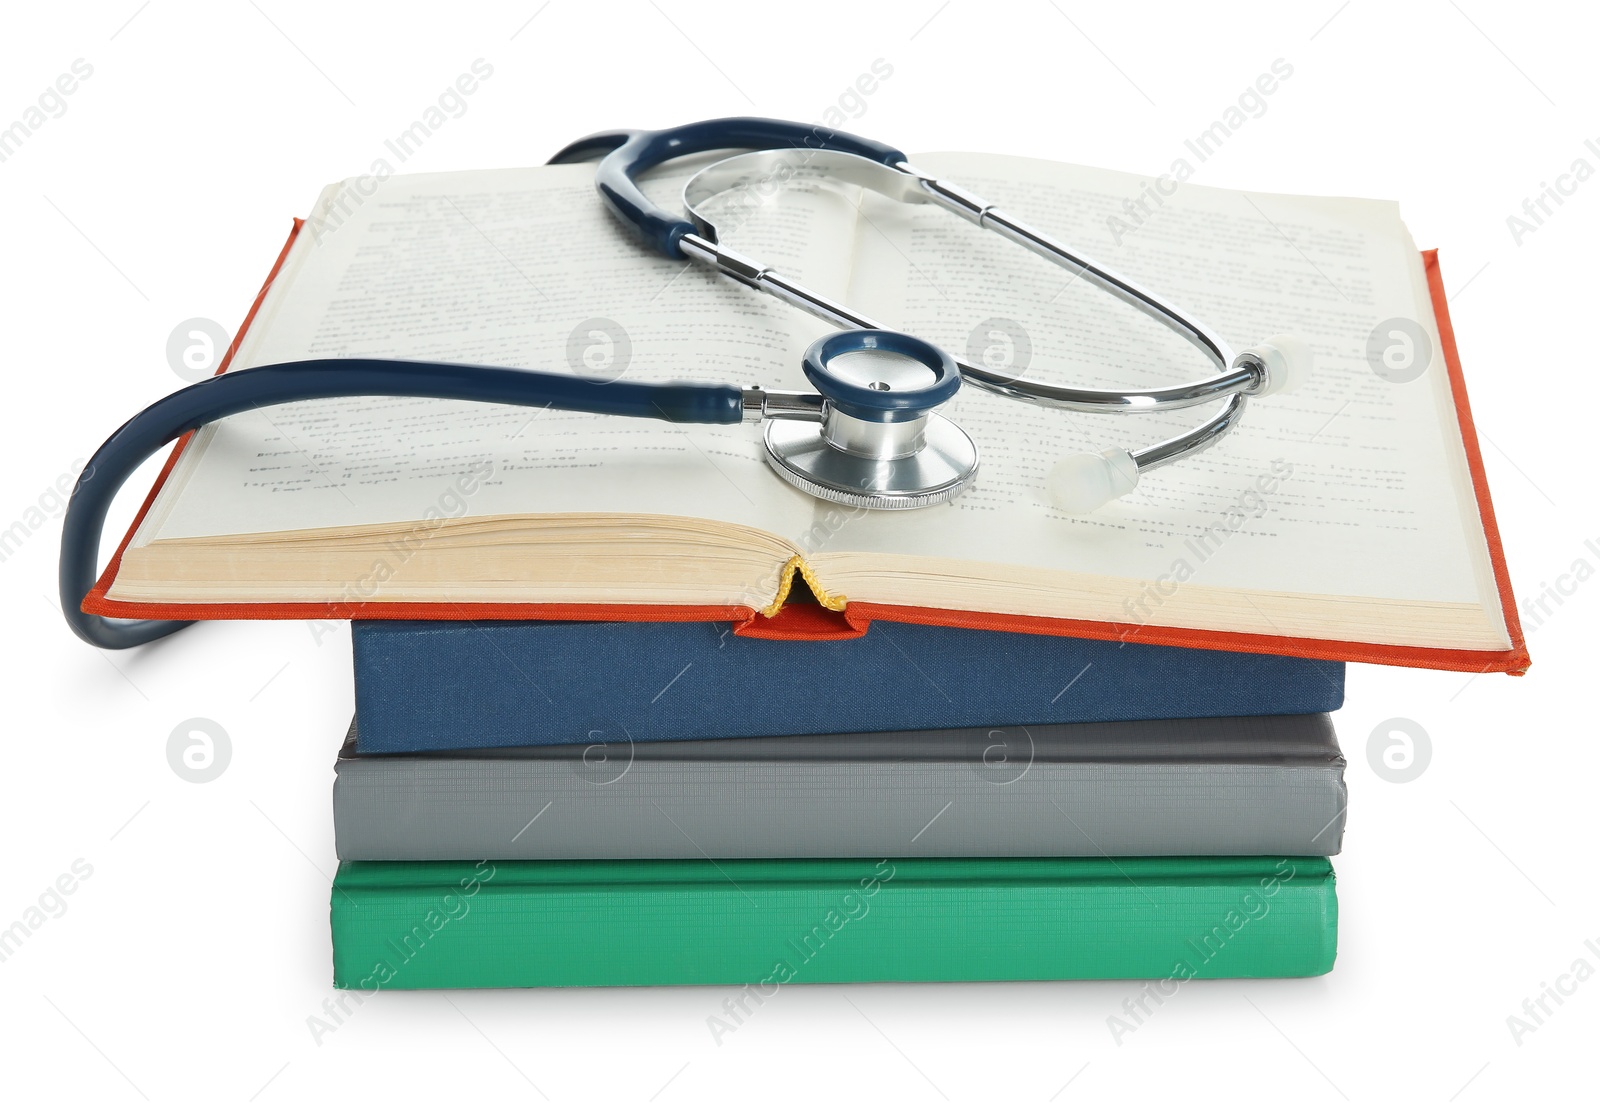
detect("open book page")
(823, 152), (1505, 644)
(133, 163), (852, 548)
(113, 153), (1509, 651)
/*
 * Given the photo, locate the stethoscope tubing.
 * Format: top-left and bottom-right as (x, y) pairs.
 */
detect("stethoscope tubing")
(60, 359), (742, 649)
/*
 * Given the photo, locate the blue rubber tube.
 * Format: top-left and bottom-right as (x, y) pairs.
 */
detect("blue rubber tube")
(548, 117), (907, 258)
(59, 359), (744, 648)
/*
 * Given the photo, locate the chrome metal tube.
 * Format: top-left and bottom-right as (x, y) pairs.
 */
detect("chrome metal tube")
(739, 385), (826, 424)
(962, 206), (1233, 369)
(1130, 393), (1247, 473)
(679, 231), (1260, 415)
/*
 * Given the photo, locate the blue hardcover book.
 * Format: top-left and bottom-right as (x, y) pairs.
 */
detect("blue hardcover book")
(352, 619), (1344, 753)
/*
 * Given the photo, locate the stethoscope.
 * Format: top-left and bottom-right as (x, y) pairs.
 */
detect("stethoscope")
(60, 116), (1309, 650)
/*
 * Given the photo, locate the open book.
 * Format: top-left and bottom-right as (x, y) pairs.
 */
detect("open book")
(87, 151), (1527, 672)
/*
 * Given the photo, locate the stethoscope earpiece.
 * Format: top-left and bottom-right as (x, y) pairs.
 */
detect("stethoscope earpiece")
(1047, 335), (1314, 513)
(1238, 334), (1314, 397)
(760, 330), (980, 509)
(1047, 449), (1140, 514)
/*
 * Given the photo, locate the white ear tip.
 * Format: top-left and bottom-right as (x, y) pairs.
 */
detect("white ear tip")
(1048, 449), (1139, 514)
(1244, 333), (1313, 396)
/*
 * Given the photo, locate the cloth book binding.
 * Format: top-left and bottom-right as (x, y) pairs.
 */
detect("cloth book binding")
(350, 618), (1345, 752)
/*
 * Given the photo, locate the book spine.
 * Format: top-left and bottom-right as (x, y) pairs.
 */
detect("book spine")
(333, 761), (1348, 860)
(330, 857), (1337, 988)
(352, 620), (1346, 751)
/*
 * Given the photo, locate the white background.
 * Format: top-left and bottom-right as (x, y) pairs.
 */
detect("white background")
(2, 2), (1596, 1100)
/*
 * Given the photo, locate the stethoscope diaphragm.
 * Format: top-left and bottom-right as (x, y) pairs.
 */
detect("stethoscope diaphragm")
(762, 330), (979, 510)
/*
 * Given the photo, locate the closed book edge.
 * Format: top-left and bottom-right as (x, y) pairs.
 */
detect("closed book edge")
(349, 618), (1345, 752)
(330, 856), (1337, 988)
(333, 715), (1348, 860)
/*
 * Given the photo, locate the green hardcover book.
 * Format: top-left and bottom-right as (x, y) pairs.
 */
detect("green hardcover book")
(331, 856), (1337, 989)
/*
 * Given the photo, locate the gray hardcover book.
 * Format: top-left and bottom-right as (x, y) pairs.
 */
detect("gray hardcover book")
(334, 714), (1347, 860)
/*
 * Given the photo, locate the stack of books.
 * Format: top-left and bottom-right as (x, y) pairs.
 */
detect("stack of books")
(81, 149), (1527, 988)
(329, 620), (1350, 987)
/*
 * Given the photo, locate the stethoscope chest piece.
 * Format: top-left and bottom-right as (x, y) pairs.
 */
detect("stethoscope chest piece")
(763, 330), (979, 510)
